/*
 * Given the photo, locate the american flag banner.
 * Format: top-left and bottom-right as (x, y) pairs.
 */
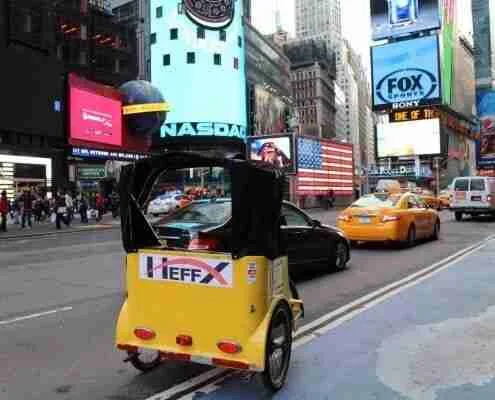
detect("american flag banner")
(297, 136), (354, 196)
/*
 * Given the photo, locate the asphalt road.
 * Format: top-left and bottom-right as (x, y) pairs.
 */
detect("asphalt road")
(0, 211), (494, 400)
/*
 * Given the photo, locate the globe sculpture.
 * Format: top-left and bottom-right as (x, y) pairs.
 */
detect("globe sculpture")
(119, 80), (169, 138)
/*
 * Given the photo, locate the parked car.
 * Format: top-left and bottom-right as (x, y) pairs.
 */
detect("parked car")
(147, 193), (191, 216)
(152, 199), (351, 273)
(451, 176), (495, 221)
(337, 192), (440, 247)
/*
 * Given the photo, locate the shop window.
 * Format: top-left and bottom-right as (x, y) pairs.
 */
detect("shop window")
(197, 27), (205, 39)
(150, 33), (157, 44)
(214, 53), (222, 65)
(163, 54), (170, 66)
(170, 28), (178, 40)
(187, 52), (195, 64)
(219, 30), (226, 41)
(156, 6), (163, 18)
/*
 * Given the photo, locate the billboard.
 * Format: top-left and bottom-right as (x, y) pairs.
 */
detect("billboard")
(151, 0), (247, 142)
(376, 118), (441, 157)
(441, 0), (455, 106)
(372, 35), (442, 111)
(477, 89), (495, 167)
(247, 134), (295, 174)
(371, 0), (442, 40)
(254, 86), (289, 135)
(69, 74), (123, 147)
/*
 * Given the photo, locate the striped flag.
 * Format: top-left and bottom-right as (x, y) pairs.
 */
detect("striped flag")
(297, 136), (354, 196)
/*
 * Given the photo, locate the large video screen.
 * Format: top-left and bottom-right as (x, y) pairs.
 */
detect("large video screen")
(371, 0), (441, 41)
(477, 89), (495, 167)
(247, 134), (295, 174)
(372, 35), (442, 111)
(151, 0), (247, 142)
(376, 118), (441, 158)
(69, 74), (122, 147)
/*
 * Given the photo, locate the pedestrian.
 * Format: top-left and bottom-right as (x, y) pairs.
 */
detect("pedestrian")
(19, 188), (33, 229)
(65, 191), (74, 225)
(79, 195), (88, 223)
(95, 193), (104, 222)
(327, 189), (335, 210)
(354, 187), (361, 201)
(110, 191), (120, 218)
(0, 190), (9, 232)
(55, 191), (69, 229)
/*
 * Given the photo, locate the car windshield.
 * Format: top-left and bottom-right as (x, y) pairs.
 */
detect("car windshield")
(160, 201), (232, 226)
(352, 193), (401, 208)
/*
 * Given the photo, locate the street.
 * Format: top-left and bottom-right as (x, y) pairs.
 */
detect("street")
(1, 211), (494, 400)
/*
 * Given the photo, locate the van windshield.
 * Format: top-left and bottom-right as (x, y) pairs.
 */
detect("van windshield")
(454, 179), (469, 191)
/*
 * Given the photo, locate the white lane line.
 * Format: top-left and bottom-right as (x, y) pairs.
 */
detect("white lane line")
(0, 306), (73, 326)
(145, 235), (495, 400)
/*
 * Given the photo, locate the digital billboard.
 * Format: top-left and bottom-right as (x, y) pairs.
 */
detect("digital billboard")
(151, 0), (247, 143)
(476, 89), (495, 167)
(69, 74), (123, 147)
(372, 35), (442, 111)
(376, 118), (441, 158)
(371, 0), (442, 40)
(247, 134), (295, 174)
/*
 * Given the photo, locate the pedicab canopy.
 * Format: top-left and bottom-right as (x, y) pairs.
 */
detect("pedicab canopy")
(119, 151), (285, 260)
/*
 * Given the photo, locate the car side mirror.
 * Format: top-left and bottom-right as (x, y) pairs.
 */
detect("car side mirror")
(312, 219), (322, 227)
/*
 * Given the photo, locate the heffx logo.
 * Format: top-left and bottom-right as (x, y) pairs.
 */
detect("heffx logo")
(140, 254), (233, 288)
(376, 68), (438, 105)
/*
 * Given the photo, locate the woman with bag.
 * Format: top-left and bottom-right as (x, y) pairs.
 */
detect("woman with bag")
(55, 191), (69, 229)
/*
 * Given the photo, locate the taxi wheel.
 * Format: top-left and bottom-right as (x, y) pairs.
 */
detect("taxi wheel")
(127, 349), (161, 373)
(333, 240), (349, 271)
(405, 225), (416, 248)
(262, 303), (293, 392)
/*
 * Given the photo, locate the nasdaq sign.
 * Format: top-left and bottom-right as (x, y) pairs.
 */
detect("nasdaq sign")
(372, 35), (442, 111)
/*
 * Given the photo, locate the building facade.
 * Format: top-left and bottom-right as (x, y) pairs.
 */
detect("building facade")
(0, 0), (137, 198)
(111, 0), (150, 80)
(284, 39), (336, 138)
(472, 0), (495, 88)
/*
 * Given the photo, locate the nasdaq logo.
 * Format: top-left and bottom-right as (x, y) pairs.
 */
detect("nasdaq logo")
(376, 68), (438, 105)
(161, 122), (246, 139)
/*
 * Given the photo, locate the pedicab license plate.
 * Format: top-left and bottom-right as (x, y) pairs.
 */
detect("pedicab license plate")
(359, 216), (371, 224)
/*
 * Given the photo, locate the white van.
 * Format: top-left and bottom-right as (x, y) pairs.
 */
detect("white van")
(451, 176), (495, 221)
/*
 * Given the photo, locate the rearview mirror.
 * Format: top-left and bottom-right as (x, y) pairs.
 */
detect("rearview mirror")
(312, 219), (322, 227)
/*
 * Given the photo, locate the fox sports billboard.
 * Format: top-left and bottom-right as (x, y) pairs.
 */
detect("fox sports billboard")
(371, 34), (442, 111)
(150, 0), (247, 143)
(371, 0), (442, 41)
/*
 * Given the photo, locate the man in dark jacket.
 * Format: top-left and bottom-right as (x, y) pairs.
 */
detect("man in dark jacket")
(19, 188), (33, 228)
(0, 191), (9, 232)
(55, 191), (69, 229)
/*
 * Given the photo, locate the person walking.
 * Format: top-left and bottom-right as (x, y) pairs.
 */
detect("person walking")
(79, 195), (88, 223)
(55, 192), (69, 229)
(65, 192), (74, 225)
(95, 193), (104, 222)
(0, 191), (9, 232)
(20, 188), (33, 229)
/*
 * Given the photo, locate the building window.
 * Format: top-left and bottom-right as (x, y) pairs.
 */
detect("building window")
(163, 54), (170, 66)
(197, 27), (205, 39)
(233, 57), (239, 69)
(219, 30), (227, 41)
(156, 6), (163, 18)
(150, 33), (157, 44)
(170, 28), (178, 40)
(214, 53), (222, 65)
(187, 52), (195, 64)
(238, 36), (242, 47)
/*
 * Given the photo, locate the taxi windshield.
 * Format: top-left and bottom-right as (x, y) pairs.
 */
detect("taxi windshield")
(352, 193), (401, 208)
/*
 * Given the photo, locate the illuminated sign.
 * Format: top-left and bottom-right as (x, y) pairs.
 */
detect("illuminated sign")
(123, 102), (170, 115)
(151, 0), (247, 142)
(367, 165), (433, 178)
(372, 35), (442, 111)
(71, 147), (147, 161)
(390, 108), (439, 122)
(247, 134), (296, 174)
(77, 167), (106, 179)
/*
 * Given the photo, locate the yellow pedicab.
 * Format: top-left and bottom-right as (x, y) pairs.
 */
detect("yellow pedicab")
(115, 152), (303, 391)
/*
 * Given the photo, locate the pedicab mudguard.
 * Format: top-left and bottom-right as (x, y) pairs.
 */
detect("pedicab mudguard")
(115, 252), (302, 372)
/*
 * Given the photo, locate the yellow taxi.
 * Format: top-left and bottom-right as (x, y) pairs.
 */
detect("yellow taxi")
(438, 190), (452, 209)
(337, 192), (441, 246)
(415, 188), (442, 210)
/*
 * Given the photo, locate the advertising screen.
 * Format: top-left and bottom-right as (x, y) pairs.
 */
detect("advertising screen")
(476, 89), (495, 167)
(254, 86), (289, 135)
(69, 74), (122, 147)
(371, 0), (441, 40)
(151, 0), (247, 142)
(247, 134), (295, 174)
(376, 118), (441, 157)
(372, 35), (442, 111)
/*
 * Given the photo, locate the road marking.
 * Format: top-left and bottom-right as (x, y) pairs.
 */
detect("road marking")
(0, 306), (73, 326)
(143, 235), (495, 400)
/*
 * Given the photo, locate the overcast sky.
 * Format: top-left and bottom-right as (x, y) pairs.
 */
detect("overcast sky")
(251, 0), (371, 71)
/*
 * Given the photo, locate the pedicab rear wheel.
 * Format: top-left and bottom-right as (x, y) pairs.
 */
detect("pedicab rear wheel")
(127, 349), (161, 373)
(262, 303), (293, 392)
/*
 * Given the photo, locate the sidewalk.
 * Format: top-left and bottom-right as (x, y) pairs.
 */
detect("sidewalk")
(0, 214), (120, 240)
(191, 238), (495, 399)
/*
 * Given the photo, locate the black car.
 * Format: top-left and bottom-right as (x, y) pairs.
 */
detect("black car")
(152, 199), (350, 273)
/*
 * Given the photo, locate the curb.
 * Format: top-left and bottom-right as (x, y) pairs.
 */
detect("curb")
(0, 224), (119, 240)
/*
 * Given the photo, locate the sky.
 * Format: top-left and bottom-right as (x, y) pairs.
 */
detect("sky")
(251, 0), (372, 70)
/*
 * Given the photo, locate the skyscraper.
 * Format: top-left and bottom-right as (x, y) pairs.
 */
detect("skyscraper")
(472, 0), (495, 88)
